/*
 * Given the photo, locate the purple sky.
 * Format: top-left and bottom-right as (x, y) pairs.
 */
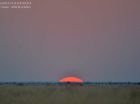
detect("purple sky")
(0, 0), (140, 82)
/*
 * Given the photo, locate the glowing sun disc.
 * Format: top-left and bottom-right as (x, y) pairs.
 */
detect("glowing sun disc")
(59, 76), (83, 83)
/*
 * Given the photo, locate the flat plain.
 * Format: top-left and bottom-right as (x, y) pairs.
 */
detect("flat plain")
(0, 85), (140, 104)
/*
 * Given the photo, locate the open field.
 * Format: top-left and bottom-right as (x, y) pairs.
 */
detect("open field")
(0, 85), (140, 104)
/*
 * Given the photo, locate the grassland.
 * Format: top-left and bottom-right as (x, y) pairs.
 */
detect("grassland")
(0, 85), (140, 104)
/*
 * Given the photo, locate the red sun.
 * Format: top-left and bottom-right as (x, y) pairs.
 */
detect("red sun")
(59, 76), (83, 83)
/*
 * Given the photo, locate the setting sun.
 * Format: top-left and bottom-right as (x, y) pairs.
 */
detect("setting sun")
(59, 76), (83, 83)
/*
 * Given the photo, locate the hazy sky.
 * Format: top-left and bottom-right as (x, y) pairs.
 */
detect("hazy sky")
(0, 0), (140, 82)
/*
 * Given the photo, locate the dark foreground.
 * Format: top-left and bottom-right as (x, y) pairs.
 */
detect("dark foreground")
(0, 84), (140, 104)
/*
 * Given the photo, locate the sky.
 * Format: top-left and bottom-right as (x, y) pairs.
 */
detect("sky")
(0, 0), (140, 82)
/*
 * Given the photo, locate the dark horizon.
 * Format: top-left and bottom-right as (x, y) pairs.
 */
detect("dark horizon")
(0, 81), (140, 83)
